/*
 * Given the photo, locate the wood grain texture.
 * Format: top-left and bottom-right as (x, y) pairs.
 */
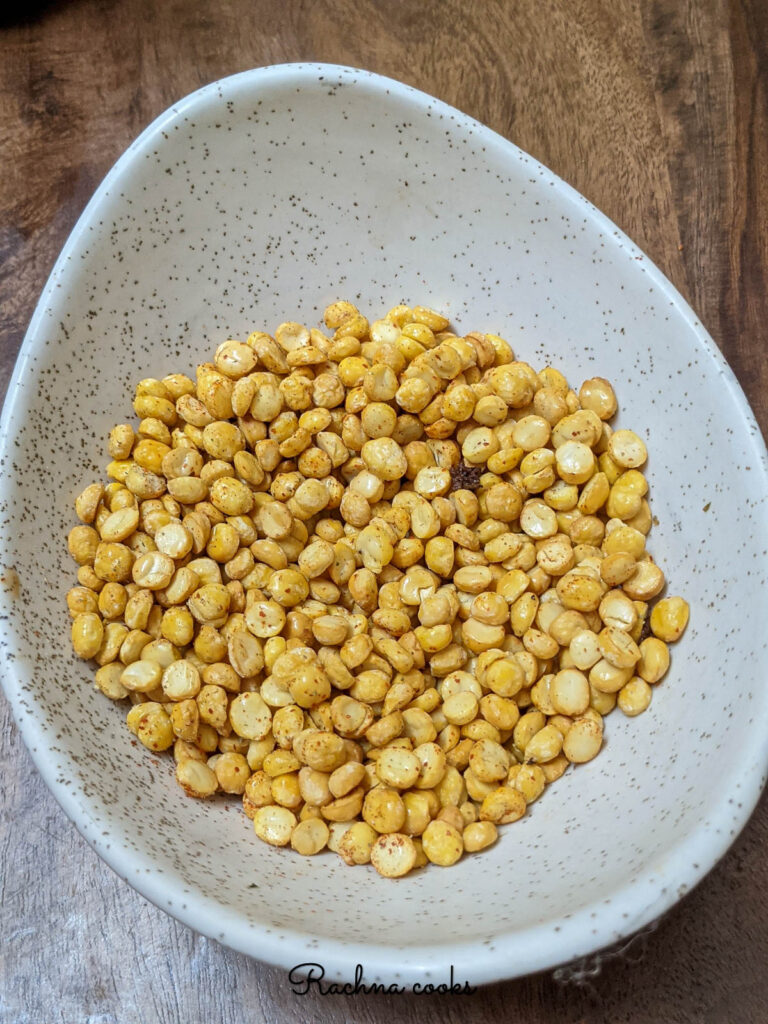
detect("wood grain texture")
(1, 1), (767, 1021)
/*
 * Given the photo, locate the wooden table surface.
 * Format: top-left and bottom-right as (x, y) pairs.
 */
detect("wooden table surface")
(2, 1), (767, 1021)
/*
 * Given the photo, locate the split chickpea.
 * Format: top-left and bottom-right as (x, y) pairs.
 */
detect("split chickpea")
(66, 300), (687, 879)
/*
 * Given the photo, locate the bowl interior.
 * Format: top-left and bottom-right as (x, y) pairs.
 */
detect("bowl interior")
(2, 64), (768, 985)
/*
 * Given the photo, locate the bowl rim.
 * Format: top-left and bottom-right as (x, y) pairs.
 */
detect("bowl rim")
(3, 61), (768, 987)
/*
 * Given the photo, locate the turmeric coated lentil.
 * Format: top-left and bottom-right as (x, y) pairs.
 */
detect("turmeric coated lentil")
(66, 301), (689, 878)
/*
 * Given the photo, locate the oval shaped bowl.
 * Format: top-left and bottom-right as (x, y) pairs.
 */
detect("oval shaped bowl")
(2, 64), (768, 987)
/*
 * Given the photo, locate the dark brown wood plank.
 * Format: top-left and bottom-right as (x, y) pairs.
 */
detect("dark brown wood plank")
(1, 1), (767, 1021)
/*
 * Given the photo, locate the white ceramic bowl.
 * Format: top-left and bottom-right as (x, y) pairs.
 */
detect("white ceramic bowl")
(2, 64), (768, 988)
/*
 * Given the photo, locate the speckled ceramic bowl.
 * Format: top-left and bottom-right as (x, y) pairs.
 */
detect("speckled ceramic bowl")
(2, 64), (768, 988)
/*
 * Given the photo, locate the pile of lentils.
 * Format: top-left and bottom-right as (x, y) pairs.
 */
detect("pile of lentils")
(66, 301), (689, 878)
